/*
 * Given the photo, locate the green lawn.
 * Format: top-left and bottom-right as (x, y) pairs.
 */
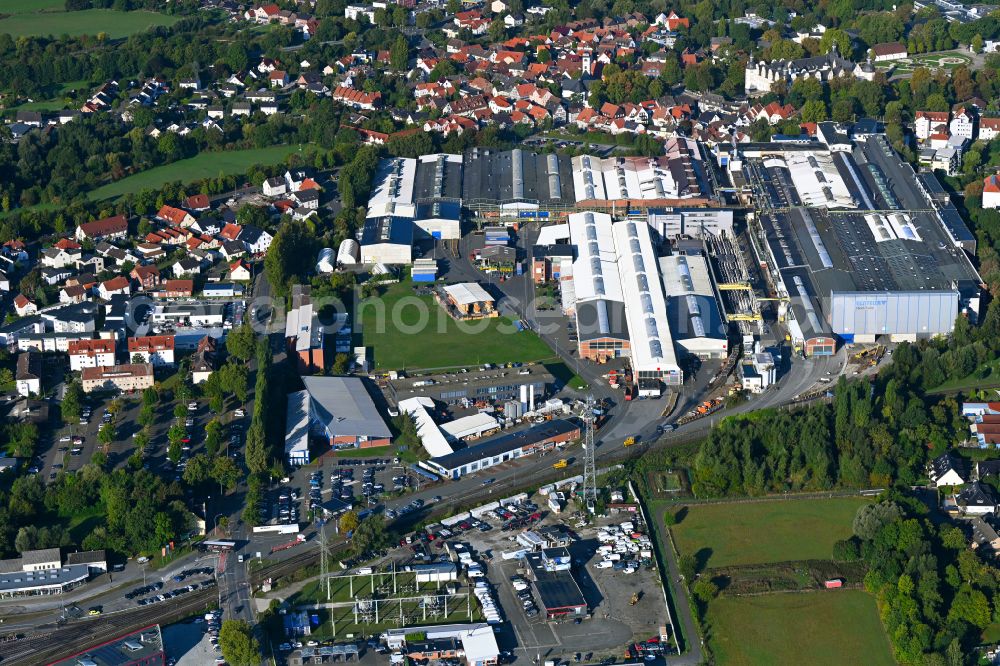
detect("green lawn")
(0, 8), (181, 38)
(707, 591), (894, 666)
(929, 357), (1000, 394)
(0, 0), (64, 14)
(88, 145), (299, 200)
(360, 281), (558, 371)
(334, 445), (394, 458)
(669, 497), (870, 568)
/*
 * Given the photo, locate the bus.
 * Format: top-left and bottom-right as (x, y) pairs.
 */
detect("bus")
(202, 540), (237, 552)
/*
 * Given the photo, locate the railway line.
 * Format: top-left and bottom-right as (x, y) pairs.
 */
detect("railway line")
(0, 546), (331, 665)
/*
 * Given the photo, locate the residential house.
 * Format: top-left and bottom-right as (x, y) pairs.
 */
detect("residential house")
(128, 335), (176, 367)
(15, 352), (41, 397)
(0, 269), (9, 292)
(262, 177), (287, 197)
(172, 256), (203, 278)
(915, 111), (950, 141)
(41, 302), (97, 333)
(76, 214), (128, 242)
(928, 452), (969, 487)
(239, 225), (273, 255)
(131, 264), (161, 291)
(80, 363), (154, 393)
(40, 245), (82, 269)
(957, 481), (998, 515)
(13, 294), (37, 317)
(156, 205), (196, 227)
(191, 336), (218, 384)
(41, 267), (73, 286)
(185, 193), (211, 211)
(971, 516), (1000, 554)
(291, 188), (319, 210)
(98, 276), (132, 301)
(950, 107), (977, 140)
(979, 117), (1000, 141)
(230, 260), (252, 281)
(154, 280), (195, 299)
(59, 284), (89, 304)
(68, 338), (116, 371)
(983, 174), (1000, 209)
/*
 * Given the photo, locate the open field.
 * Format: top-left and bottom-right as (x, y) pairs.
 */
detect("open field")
(0, 8), (181, 38)
(0, 0), (63, 14)
(668, 497), (870, 568)
(706, 591), (894, 666)
(88, 145), (298, 200)
(360, 281), (557, 370)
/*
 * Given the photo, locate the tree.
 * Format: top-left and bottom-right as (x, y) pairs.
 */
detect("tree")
(853, 501), (902, 540)
(211, 456), (240, 493)
(174, 403), (188, 419)
(183, 453), (213, 487)
(219, 620), (260, 666)
(168, 439), (182, 463)
(800, 100), (828, 123)
(350, 514), (391, 556)
(819, 29), (852, 57)
(226, 323), (256, 363)
(61, 380), (85, 423)
(245, 420), (268, 475)
(98, 422), (115, 447)
(132, 353), (146, 364)
(389, 34), (409, 71)
(679, 554), (697, 580)
(5, 423), (39, 458)
(339, 510), (360, 534)
(263, 221), (319, 297)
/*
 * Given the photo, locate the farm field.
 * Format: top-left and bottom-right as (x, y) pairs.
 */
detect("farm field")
(0, 8), (180, 38)
(668, 497), (869, 568)
(706, 591), (895, 666)
(87, 145), (299, 200)
(360, 280), (557, 370)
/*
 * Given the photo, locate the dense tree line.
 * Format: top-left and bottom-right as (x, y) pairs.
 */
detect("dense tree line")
(837, 495), (996, 663)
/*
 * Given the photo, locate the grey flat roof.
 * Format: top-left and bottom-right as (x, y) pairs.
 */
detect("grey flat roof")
(462, 149), (575, 202)
(753, 139), (981, 306)
(430, 419), (578, 471)
(413, 157), (464, 201)
(0, 564), (89, 593)
(302, 376), (392, 439)
(51, 625), (163, 666)
(576, 299), (629, 342)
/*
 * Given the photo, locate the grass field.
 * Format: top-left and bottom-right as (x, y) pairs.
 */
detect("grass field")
(0, 0), (63, 14)
(360, 281), (558, 370)
(0, 8), (181, 38)
(706, 591), (894, 666)
(929, 357), (1000, 394)
(88, 145), (299, 200)
(668, 497), (870, 568)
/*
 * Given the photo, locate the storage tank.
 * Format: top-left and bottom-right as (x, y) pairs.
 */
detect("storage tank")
(337, 239), (360, 266)
(316, 247), (335, 274)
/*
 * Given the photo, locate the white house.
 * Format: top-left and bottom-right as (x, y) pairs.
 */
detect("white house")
(984, 175), (1000, 210)
(128, 335), (176, 367)
(950, 107), (976, 140)
(98, 276), (132, 301)
(68, 338), (116, 371)
(239, 225), (273, 254)
(915, 110), (950, 141)
(262, 176), (287, 196)
(928, 453), (968, 487)
(15, 353), (41, 397)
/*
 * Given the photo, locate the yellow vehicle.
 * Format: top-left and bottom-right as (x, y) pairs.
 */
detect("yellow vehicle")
(623, 436), (636, 447)
(87, 608), (102, 616)
(553, 459), (568, 469)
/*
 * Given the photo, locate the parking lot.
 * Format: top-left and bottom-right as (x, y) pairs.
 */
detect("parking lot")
(266, 455), (418, 529)
(379, 492), (671, 665)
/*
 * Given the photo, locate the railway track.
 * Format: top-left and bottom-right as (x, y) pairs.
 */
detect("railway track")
(0, 547), (330, 665)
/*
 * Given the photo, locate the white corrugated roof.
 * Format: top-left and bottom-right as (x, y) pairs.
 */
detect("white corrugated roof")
(398, 397), (454, 458)
(612, 220), (679, 374)
(568, 212), (622, 303)
(443, 282), (493, 306)
(440, 412), (499, 440)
